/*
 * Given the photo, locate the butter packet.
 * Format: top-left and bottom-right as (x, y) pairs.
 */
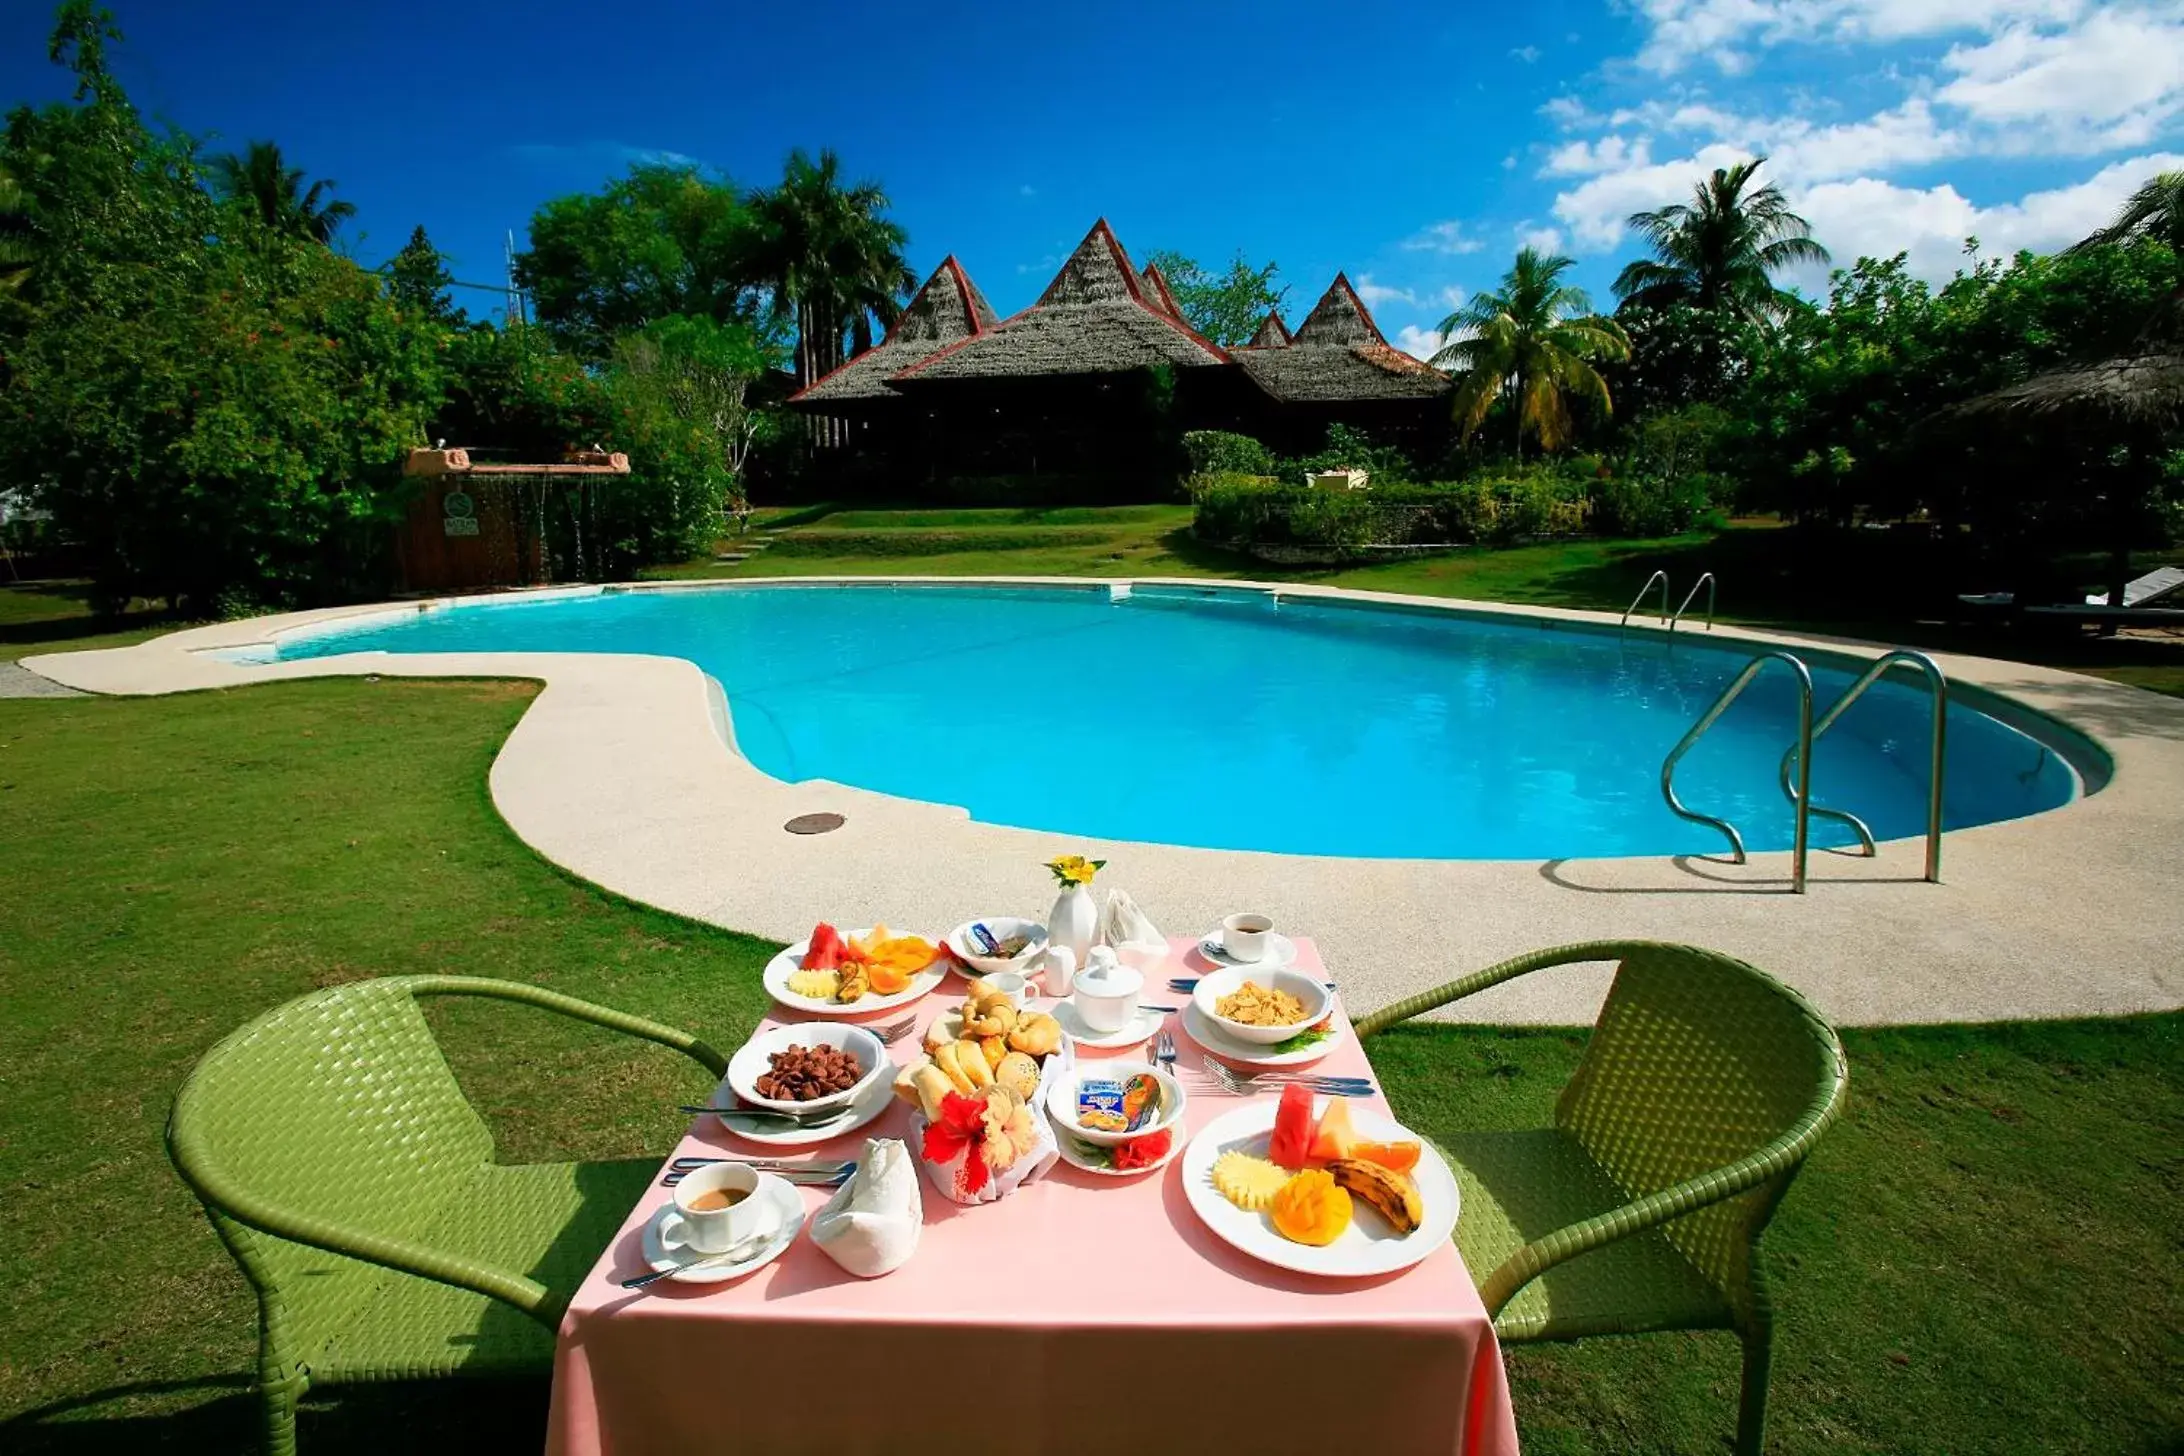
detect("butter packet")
(1076, 1077), (1128, 1133)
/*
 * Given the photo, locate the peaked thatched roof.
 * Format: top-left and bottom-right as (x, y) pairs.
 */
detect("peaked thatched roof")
(1139, 263), (1182, 318)
(1239, 311), (1292, 349)
(1931, 289), (2184, 434)
(790, 256), (998, 406)
(1233, 274), (1449, 402)
(894, 220), (1229, 383)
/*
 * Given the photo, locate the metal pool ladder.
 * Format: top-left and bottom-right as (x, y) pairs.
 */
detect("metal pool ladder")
(1621, 570), (1671, 629)
(1661, 651), (1816, 891)
(1622, 571), (1719, 633)
(1776, 650), (1949, 883)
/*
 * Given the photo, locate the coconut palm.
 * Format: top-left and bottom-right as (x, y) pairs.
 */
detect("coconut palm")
(743, 148), (912, 388)
(2068, 169), (2184, 259)
(1612, 158), (1828, 325)
(208, 140), (356, 245)
(1434, 247), (1630, 457)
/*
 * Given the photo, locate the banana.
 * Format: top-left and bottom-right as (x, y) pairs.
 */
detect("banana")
(1327, 1158), (1424, 1235)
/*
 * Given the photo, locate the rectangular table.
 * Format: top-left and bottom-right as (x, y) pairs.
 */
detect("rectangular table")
(547, 936), (1519, 1455)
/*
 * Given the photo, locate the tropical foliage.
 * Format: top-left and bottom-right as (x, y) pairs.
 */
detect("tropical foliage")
(385, 223), (461, 324)
(1143, 249), (1288, 345)
(1612, 158), (1828, 325)
(207, 139), (356, 245)
(741, 147), (912, 390)
(2068, 170), (2184, 263)
(1434, 247), (1630, 457)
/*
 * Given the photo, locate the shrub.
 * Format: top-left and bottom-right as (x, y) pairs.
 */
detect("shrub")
(1590, 472), (1715, 537)
(1183, 430), (1275, 476)
(1282, 423), (1414, 484)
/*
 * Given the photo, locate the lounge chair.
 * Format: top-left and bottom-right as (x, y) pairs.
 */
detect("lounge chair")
(2085, 564), (2184, 608)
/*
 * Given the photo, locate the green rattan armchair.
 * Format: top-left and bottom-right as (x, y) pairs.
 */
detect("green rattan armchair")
(165, 975), (727, 1455)
(1355, 941), (1847, 1456)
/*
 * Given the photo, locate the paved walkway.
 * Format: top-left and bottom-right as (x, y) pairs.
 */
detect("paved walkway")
(0, 660), (85, 698)
(28, 580), (2184, 1028)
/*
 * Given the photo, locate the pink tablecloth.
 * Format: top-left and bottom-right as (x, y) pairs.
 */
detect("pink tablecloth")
(546, 936), (1519, 1456)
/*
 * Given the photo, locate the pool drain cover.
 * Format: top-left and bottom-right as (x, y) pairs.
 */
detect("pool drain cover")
(784, 812), (846, 836)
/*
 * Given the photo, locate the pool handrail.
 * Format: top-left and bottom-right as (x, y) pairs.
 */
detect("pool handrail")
(1669, 573), (1717, 633)
(1777, 649), (1948, 883)
(1621, 570), (1671, 630)
(1662, 650), (1815, 893)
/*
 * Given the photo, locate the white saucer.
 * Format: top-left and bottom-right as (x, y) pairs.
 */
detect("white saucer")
(641, 1175), (805, 1284)
(1051, 999), (1164, 1050)
(1196, 929), (1298, 971)
(716, 1072), (895, 1147)
(1048, 1110), (1185, 1178)
(1181, 999), (1342, 1068)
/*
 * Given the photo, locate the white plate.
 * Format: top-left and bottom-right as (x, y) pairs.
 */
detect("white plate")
(716, 1071), (896, 1147)
(641, 1174), (805, 1284)
(1181, 999), (1342, 1068)
(944, 917), (1048, 977)
(1181, 1103), (1459, 1279)
(725, 1022), (887, 1114)
(1197, 928), (1298, 971)
(1048, 1110), (1185, 1178)
(763, 931), (947, 1017)
(1051, 1000), (1164, 1050)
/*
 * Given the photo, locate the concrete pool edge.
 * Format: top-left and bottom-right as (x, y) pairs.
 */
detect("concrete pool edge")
(24, 576), (2184, 1029)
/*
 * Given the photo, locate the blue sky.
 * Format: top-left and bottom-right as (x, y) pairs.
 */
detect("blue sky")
(4, 1), (2180, 360)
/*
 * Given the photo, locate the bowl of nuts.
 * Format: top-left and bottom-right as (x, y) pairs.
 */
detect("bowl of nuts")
(726, 1022), (888, 1114)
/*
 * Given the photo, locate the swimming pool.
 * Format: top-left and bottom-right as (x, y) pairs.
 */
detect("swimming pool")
(274, 583), (2080, 860)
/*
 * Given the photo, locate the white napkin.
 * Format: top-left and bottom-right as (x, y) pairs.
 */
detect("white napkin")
(1100, 887), (1167, 965)
(810, 1137), (922, 1278)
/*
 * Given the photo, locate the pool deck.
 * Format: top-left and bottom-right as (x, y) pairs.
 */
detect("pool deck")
(25, 577), (2184, 1028)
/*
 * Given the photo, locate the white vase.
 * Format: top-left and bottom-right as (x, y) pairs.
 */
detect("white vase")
(1047, 883), (1099, 971)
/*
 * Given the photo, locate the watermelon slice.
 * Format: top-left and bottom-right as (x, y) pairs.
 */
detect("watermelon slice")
(800, 923), (845, 971)
(1307, 1098), (1361, 1163)
(1268, 1083), (1316, 1170)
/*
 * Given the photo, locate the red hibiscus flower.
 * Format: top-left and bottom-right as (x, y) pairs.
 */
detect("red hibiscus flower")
(1110, 1128), (1172, 1171)
(921, 1091), (993, 1195)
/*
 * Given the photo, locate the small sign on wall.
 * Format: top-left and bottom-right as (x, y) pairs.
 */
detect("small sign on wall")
(444, 516), (480, 537)
(443, 489), (478, 538)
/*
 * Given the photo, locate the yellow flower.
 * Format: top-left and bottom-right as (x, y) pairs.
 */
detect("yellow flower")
(1045, 854), (1105, 887)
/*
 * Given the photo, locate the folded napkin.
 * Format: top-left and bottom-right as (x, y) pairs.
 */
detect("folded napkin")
(810, 1137), (922, 1278)
(1100, 887), (1167, 963)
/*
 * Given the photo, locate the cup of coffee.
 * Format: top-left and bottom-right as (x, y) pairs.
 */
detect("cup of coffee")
(1222, 913), (1274, 963)
(979, 970), (1034, 1008)
(671, 1162), (776, 1255)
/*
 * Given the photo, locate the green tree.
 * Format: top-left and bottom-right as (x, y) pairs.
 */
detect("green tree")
(1143, 249), (1287, 345)
(385, 223), (462, 324)
(0, 158), (31, 303)
(1434, 247), (1630, 457)
(2068, 170), (2184, 272)
(742, 147), (912, 392)
(208, 139), (357, 245)
(1613, 158), (1829, 325)
(514, 162), (761, 359)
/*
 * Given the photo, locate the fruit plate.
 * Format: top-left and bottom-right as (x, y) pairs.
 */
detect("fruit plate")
(1181, 1000), (1343, 1068)
(1181, 1103), (1459, 1278)
(762, 931), (947, 1017)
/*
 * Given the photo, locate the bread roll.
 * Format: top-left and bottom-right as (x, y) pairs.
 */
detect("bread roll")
(994, 1051), (1040, 1100)
(908, 1064), (954, 1122)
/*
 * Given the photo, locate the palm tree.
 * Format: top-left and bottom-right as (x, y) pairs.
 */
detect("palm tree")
(743, 149), (912, 412)
(1612, 158), (1828, 325)
(1433, 247), (1630, 457)
(208, 140), (356, 245)
(2068, 170), (2184, 258)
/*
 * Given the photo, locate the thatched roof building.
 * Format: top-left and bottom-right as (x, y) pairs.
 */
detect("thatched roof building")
(792, 255), (999, 409)
(1933, 289), (2184, 433)
(892, 220), (1229, 384)
(1240, 312), (1292, 349)
(1232, 274), (1450, 402)
(1139, 262), (1182, 319)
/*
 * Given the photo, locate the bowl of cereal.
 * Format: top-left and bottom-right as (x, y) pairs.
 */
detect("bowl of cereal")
(726, 1022), (887, 1114)
(1191, 966), (1331, 1046)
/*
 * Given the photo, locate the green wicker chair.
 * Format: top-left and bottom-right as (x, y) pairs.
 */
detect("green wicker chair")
(1355, 941), (1847, 1455)
(165, 975), (726, 1455)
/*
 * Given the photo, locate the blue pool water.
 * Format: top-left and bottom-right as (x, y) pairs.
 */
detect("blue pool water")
(276, 584), (2080, 860)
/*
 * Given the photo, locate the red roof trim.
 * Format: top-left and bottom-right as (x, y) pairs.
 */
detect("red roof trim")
(888, 300), (1037, 380)
(1313, 272), (1394, 350)
(789, 254), (995, 402)
(1104, 221), (1229, 363)
(940, 254), (989, 339)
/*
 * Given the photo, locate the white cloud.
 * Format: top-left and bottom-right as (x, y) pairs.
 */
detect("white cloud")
(1437, 285), (1468, 309)
(1549, 142), (1753, 249)
(1938, 8), (2184, 151)
(1517, 223), (1568, 254)
(1019, 183), (1037, 197)
(1631, 0), (2083, 74)
(1511, 44), (1542, 62)
(1392, 323), (1451, 364)
(1402, 220), (1487, 254)
(1541, 95), (1599, 129)
(1793, 149), (2184, 281)
(1353, 273), (1419, 309)
(1502, 153), (1518, 169)
(1543, 134), (1653, 176)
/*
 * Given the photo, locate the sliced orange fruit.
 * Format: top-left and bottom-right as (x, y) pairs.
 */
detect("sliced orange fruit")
(1350, 1139), (1422, 1175)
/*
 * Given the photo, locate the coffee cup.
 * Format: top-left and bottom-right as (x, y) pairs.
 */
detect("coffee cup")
(671, 1162), (777, 1255)
(1222, 913), (1274, 962)
(1072, 947), (1143, 1034)
(978, 970), (1034, 1008)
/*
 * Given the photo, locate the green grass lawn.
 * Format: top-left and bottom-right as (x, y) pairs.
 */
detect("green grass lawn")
(2, 681), (2177, 1452)
(1, 580), (177, 663)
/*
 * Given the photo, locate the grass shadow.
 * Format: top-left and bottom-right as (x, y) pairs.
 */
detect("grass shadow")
(1, 1376), (547, 1455)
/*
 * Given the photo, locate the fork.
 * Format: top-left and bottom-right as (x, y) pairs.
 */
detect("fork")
(871, 1014), (917, 1045)
(661, 1159), (854, 1190)
(1154, 1028), (1178, 1076)
(1197, 1061), (1375, 1098)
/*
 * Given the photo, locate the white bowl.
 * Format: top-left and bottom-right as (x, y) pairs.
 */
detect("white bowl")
(945, 916), (1048, 976)
(1043, 1059), (1187, 1146)
(1190, 966), (1331, 1046)
(726, 1022), (887, 1114)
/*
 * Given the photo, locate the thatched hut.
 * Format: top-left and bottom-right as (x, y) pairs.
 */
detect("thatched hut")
(792, 256), (998, 417)
(1238, 311), (1292, 350)
(1231, 274), (1450, 453)
(1139, 262), (1183, 319)
(1925, 289), (2184, 610)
